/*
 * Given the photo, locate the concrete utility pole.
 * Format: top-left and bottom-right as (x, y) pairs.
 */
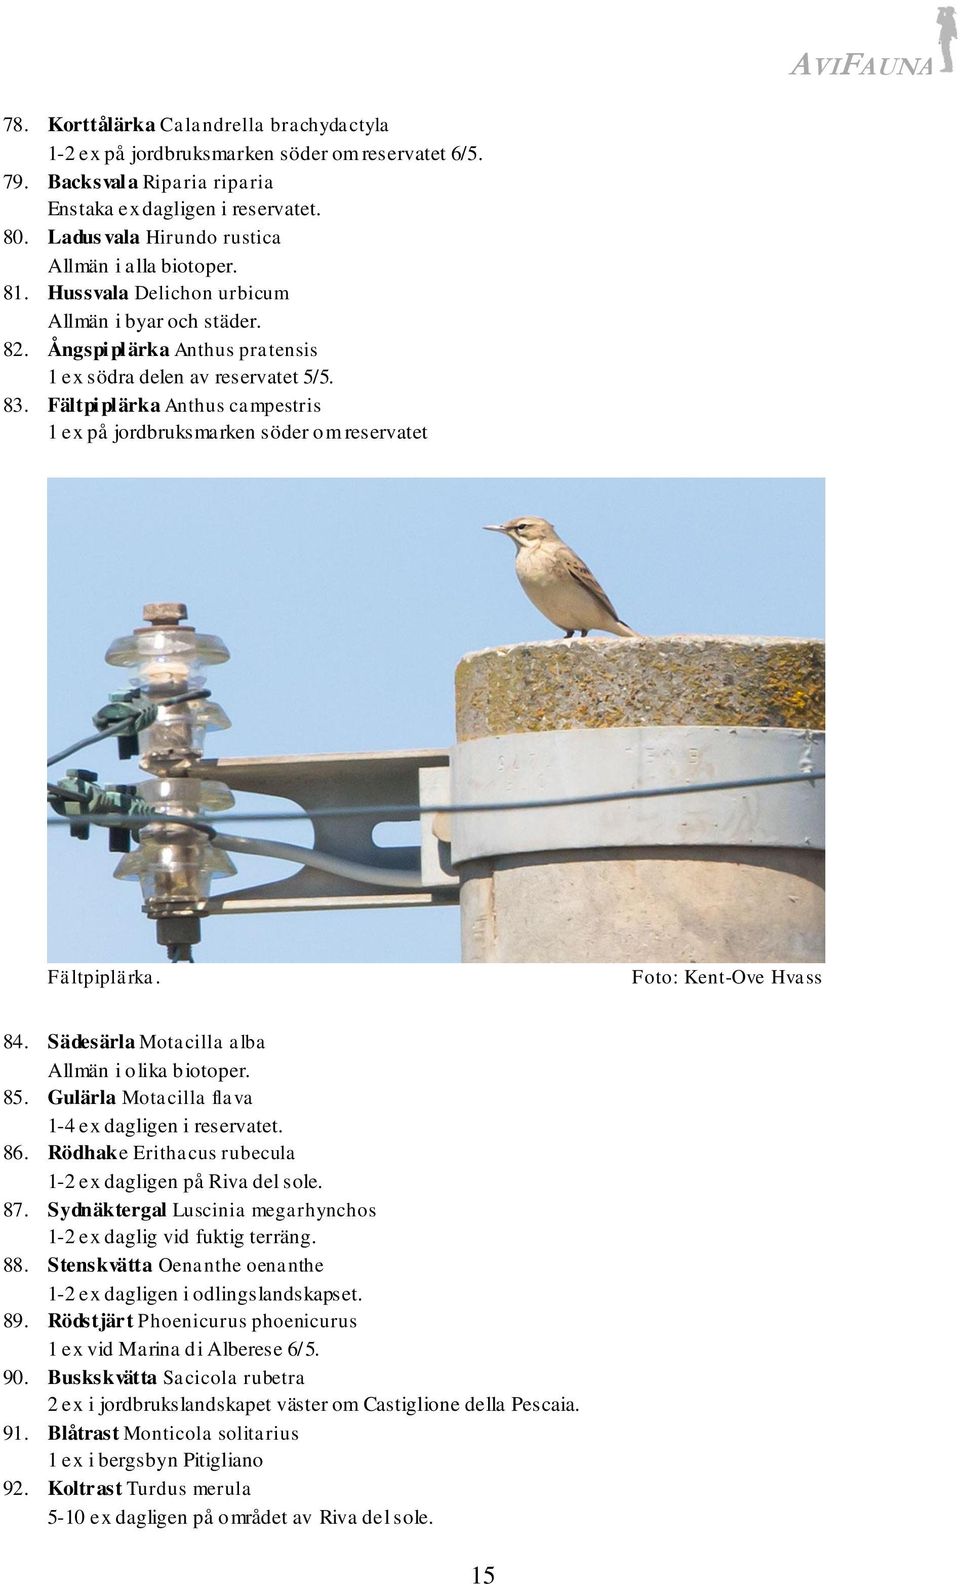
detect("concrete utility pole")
(449, 636), (825, 963)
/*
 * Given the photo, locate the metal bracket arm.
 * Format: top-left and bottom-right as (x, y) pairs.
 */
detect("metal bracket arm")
(191, 750), (458, 915)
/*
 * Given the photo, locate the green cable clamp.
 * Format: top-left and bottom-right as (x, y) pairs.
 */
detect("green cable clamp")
(47, 772), (155, 852)
(91, 692), (160, 760)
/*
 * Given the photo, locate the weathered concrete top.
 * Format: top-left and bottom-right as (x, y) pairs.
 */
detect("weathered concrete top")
(455, 636), (825, 740)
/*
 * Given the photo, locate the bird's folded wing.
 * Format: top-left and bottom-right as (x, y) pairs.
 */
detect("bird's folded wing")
(567, 557), (621, 622)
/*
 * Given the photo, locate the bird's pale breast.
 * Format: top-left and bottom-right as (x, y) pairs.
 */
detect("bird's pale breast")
(515, 545), (606, 628)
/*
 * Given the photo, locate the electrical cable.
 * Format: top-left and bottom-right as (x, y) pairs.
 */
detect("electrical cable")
(46, 770), (825, 829)
(47, 716), (134, 767)
(212, 833), (424, 890)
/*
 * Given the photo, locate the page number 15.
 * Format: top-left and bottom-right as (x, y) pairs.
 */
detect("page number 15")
(472, 1569), (495, 1583)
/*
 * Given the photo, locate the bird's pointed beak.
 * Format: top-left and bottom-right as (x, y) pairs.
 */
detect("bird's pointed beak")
(482, 522), (507, 533)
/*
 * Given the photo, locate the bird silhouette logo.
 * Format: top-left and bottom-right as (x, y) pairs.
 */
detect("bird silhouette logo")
(939, 6), (957, 71)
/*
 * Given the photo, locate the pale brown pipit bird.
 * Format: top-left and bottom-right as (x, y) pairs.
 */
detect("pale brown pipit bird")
(483, 516), (639, 638)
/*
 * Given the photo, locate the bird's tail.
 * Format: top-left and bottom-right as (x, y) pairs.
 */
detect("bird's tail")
(609, 620), (640, 638)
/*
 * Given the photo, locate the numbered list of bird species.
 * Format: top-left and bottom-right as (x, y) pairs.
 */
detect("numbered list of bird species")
(7, 111), (485, 449)
(4, 1028), (577, 1538)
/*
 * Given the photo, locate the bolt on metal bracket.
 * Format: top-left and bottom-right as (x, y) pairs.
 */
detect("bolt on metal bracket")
(191, 750), (458, 914)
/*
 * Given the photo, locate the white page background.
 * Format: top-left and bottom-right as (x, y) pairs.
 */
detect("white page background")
(5, 2), (956, 1580)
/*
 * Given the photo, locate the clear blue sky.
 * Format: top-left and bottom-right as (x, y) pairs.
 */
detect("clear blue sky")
(48, 477), (824, 964)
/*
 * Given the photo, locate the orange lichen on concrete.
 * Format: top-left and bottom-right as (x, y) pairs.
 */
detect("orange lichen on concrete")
(455, 636), (826, 740)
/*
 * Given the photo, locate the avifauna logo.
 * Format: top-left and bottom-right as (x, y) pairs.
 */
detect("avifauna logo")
(790, 6), (956, 75)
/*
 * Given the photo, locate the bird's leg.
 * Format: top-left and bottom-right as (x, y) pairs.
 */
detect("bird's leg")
(578, 629), (587, 637)
(563, 629), (574, 638)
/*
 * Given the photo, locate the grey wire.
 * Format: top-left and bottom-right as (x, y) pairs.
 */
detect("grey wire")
(47, 770), (824, 829)
(46, 718), (129, 769)
(213, 833), (424, 889)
